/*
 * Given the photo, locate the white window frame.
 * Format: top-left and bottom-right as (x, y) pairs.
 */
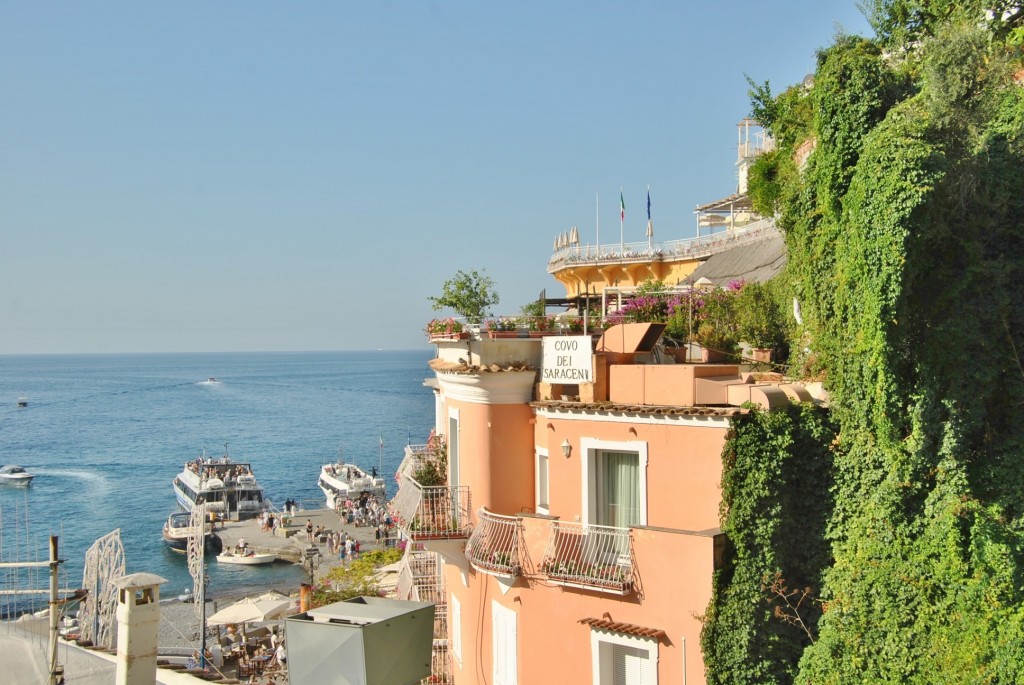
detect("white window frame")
(590, 628), (658, 685)
(492, 600), (518, 685)
(580, 438), (648, 527)
(536, 448), (550, 515)
(450, 594), (463, 664)
(448, 407), (460, 487)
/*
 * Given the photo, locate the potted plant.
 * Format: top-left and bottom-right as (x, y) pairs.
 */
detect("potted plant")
(424, 317), (466, 341)
(486, 317), (518, 338)
(690, 289), (738, 362)
(734, 281), (784, 362)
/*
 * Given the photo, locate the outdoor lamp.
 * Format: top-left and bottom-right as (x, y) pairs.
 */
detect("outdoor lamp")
(561, 439), (572, 459)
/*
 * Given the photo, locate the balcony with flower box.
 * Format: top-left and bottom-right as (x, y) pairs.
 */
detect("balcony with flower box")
(539, 520), (634, 595)
(465, 508), (524, 577)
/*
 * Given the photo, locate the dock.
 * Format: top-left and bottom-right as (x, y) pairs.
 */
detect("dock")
(213, 507), (384, 567)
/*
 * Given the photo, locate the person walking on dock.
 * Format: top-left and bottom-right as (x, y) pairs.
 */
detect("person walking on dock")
(305, 519), (313, 542)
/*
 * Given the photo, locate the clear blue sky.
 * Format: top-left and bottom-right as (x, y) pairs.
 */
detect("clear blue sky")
(1, 2), (870, 354)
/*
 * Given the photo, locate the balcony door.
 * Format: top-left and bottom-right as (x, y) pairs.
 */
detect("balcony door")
(581, 439), (648, 529)
(594, 451), (640, 528)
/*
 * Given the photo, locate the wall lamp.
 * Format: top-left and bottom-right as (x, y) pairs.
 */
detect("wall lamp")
(561, 439), (572, 459)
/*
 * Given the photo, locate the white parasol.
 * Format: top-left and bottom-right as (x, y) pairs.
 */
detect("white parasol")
(206, 596), (293, 626)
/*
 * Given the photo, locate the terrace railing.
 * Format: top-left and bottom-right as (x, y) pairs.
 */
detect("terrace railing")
(465, 508), (523, 577)
(540, 521), (634, 595)
(546, 217), (779, 272)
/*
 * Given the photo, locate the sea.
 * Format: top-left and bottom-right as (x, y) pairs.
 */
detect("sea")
(0, 350), (435, 610)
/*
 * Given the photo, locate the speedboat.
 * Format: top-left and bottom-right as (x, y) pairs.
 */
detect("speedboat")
(161, 511), (219, 554)
(0, 465), (34, 486)
(16, 397), (28, 407)
(318, 456), (386, 510)
(216, 550), (277, 565)
(172, 448), (266, 520)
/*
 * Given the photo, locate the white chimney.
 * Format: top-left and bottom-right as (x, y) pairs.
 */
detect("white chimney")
(112, 572), (167, 685)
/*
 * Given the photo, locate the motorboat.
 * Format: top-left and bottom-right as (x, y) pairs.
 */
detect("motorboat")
(161, 511), (219, 554)
(172, 448), (266, 520)
(0, 465), (34, 486)
(318, 456), (386, 510)
(216, 550), (277, 565)
(16, 397), (28, 407)
(207, 377), (219, 384)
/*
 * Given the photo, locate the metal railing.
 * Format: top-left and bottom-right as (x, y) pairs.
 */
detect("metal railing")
(397, 549), (446, 606)
(397, 444), (433, 480)
(465, 508), (523, 576)
(423, 642), (454, 685)
(391, 477), (472, 540)
(540, 521), (634, 594)
(546, 217), (779, 272)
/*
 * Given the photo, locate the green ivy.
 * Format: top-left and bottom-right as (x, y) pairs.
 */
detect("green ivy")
(702, 403), (836, 685)
(714, 5), (1024, 683)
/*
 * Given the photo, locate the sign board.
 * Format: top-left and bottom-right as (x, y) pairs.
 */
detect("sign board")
(541, 336), (592, 383)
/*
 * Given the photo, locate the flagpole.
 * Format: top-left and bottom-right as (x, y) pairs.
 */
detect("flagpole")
(647, 185), (653, 250)
(595, 192), (600, 258)
(378, 430), (383, 477)
(619, 188), (625, 254)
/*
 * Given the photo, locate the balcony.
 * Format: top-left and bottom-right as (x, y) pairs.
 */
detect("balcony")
(392, 483), (472, 540)
(465, 508), (523, 577)
(540, 521), (634, 595)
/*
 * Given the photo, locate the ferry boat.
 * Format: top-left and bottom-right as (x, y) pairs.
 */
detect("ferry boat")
(172, 449), (267, 520)
(161, 511), (219, 554)
(318, 454), (386, 510)
(0, 464), (34, 486)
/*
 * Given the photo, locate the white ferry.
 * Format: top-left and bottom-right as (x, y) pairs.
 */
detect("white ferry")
(172, 449), (267, 520)
(317, 456), (386, 510)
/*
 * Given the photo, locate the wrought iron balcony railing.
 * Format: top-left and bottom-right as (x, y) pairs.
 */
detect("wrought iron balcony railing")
(391, 479), (472, 540)
(540, 521), (634, 595)
(422, 641), (454, 685)
(465, 508), (523, 577)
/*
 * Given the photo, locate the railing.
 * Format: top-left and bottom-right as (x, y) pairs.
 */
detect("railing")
(397, 444), (433, 481)
(391, 479), (472, 540)
(423, 642), (454, 685)
(540, 521), (634, 595)
(465, 508), (523, 576)
(546, 217), (779, 272)
(397, 549), (446, 606)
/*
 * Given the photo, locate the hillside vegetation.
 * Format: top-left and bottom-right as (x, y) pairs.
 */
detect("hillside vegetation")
(703, 2), (1024, 682)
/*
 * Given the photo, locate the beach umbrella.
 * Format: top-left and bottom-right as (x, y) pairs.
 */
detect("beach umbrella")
(206, 596), (292, 626)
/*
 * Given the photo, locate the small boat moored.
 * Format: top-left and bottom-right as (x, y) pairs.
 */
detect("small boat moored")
(161, 511), (220, 554)
(0, 464), (34, 486)
(216, 550), (277, 565)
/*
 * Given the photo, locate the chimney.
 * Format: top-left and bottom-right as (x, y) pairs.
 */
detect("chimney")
(112, 572), (167, 685)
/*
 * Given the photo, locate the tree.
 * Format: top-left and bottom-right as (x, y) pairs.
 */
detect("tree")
(428, 269), (499, 323)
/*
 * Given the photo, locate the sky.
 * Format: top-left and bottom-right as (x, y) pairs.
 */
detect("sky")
(1, 2), (872, 354)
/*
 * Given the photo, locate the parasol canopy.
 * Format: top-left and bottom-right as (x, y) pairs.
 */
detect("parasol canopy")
(206, 596), (293, 626)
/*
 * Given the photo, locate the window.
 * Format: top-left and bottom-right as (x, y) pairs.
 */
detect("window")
(536, 450), (550, 514)
(448, 409), (460, 486)
(595, 451), (640, 528)
(451, 595), (462, 663)
(581, 439), (648, 528)
(591, 631), (657, 685)
(492, 601), (518, 685)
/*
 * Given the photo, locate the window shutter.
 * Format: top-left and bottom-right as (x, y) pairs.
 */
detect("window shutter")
(451, 596), (462, 662)
(492, 602), (518, 685)
(612, 644), (649, 685)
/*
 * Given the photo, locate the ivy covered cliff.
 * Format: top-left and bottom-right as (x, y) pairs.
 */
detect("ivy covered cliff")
(703, 2), (1024, 682)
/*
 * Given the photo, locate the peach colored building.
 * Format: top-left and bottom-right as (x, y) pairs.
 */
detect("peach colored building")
(390, 324), (813, 685)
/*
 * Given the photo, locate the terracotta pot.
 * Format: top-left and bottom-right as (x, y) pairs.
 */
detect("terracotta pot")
(750, 347), (773, 363)
(700, 347), (728, 363)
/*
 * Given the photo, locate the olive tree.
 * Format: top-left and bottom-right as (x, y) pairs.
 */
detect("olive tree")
(428, 269), (500, 323)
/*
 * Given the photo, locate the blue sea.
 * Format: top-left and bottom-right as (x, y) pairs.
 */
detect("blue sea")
(0, 350), (434, 606)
